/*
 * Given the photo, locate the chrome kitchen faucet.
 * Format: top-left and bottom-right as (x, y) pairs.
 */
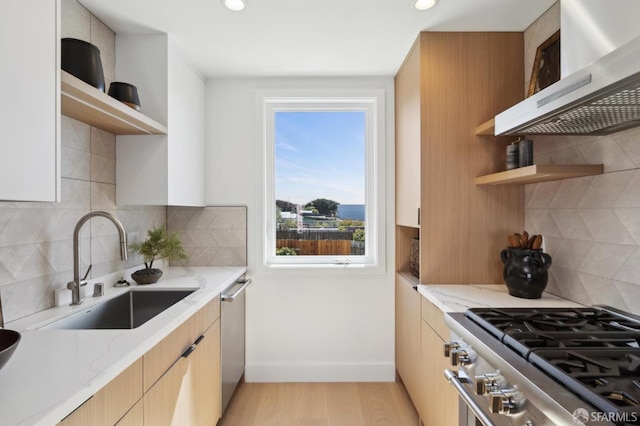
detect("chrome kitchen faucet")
(67, 211), (127, 306)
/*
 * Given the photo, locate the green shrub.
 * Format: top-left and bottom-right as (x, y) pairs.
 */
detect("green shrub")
(353, 229), (365, 242)
(276, 247), (297, 256)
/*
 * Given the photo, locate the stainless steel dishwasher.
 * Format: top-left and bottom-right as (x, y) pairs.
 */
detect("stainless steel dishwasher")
(220, 277), (252, 413)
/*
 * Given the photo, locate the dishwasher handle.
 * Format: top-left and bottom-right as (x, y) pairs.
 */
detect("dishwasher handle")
(444, 369), (496, 426)
(221, 278), (252, 302)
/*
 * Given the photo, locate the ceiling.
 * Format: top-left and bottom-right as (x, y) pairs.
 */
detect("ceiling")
(78, 0), (557, 79)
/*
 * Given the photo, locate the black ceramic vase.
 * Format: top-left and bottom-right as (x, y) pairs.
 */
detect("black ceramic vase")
(500, 248), (552, 299)
(131, 268), (163, 285)
(61, 38), (106, 92)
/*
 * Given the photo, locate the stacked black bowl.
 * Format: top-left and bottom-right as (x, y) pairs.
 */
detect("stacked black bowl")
(61, 38), (105, 92)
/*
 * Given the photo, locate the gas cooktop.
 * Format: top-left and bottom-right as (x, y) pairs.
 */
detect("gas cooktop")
(466, 306), (640, 424)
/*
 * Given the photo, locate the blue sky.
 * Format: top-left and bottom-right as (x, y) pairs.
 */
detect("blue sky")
(275, 110), (365, 206)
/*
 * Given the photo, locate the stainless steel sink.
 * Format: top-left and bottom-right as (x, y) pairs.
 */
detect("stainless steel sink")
(42, 290), (196, 330)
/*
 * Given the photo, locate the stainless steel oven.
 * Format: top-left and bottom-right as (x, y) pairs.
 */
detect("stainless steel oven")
(443, 307), (640, 426)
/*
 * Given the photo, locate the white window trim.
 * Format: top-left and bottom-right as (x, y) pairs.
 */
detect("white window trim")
(257, 90), (386, 274)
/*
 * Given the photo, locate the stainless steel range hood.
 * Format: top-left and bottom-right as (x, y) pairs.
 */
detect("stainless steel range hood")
(494, 34), (640, 136)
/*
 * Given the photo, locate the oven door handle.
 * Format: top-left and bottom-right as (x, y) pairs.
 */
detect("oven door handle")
(444, 369), (496, 426)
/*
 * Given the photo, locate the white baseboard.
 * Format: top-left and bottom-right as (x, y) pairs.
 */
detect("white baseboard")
(245, 362), (395, 382)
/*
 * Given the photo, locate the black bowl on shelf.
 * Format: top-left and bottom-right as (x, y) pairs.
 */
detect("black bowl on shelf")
(108, 82), (141, 111)
(61, 38), (106, 92)
(0, 329), (21, 370)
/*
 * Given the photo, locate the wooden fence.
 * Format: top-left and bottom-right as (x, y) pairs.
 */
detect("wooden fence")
(277, 239), (352, 255)
(276, 230), (354, 240)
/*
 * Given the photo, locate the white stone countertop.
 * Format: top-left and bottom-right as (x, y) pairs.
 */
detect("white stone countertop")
(417, 283), (584, 313)
(0, 265), (247, 426)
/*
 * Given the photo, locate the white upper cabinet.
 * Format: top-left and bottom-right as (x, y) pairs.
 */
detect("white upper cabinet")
(0, 0), (60, 202)
(115, 34), (205, 207)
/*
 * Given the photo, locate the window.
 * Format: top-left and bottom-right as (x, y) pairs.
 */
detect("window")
(260, 93), (385, 270)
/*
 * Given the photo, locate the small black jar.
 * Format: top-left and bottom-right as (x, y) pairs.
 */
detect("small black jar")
(61, 38), (106, 92)
(500, 248), (552, 299)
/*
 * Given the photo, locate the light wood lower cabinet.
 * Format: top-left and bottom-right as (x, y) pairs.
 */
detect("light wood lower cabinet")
(144, 318), (221, 425)
(59, 358), (143, 426)
(395, 274), (422, 418)
(58, 296), (221, 426)
(421, 297), (458, 426)
(116, 400), (144, 426)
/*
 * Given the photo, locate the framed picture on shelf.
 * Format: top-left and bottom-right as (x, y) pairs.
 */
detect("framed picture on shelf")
(528, 30), (561, 97)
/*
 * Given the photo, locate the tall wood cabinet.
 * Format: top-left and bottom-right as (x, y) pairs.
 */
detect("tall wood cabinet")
(394, 32), (525, 424)
(395, 32), (524, 285)
(0, 0), (60, 202)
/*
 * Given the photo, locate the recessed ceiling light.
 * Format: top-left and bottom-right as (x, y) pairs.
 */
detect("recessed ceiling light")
(223, 0), (246, 11)
(415, 0), (438, 11)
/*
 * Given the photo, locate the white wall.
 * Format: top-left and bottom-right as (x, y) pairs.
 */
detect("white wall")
(205, 77), (396, 381)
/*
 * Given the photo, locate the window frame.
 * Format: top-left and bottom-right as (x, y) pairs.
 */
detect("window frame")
(259, 91), (386, 272)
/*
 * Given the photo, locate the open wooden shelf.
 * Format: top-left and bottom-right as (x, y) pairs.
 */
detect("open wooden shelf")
(61, 70), (167, 135)
(475, 118), (495, 135)
(475, 164), (604, 185)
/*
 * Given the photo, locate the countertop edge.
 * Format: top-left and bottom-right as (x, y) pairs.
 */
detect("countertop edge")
(416, 283), (584, 314)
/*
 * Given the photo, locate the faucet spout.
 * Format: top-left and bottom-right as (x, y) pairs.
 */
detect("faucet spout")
(68, 211), (127, 306)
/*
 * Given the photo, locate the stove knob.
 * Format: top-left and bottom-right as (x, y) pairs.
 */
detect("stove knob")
(443, 342), (460, 357)
(489, 389), (522, 415)
(474, 373), (504, 395)
(450, 348), (471, 366)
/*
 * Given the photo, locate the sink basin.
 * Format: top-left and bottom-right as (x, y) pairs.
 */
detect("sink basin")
(42, 290), (195, 330)
(0, 329), (21, 370)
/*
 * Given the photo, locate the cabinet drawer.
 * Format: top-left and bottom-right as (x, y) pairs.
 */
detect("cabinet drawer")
(59, 358), (143, 426)
(143, 295), (220, 391)
(421, 296), (450, 341)
(143, 318), (221, 425)
(115, 399), (143, 426)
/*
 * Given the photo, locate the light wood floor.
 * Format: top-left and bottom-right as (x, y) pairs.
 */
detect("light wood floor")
(218, 381), (420, 426)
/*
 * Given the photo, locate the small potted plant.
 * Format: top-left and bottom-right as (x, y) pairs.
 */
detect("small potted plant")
(129, 225), (188, 285)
